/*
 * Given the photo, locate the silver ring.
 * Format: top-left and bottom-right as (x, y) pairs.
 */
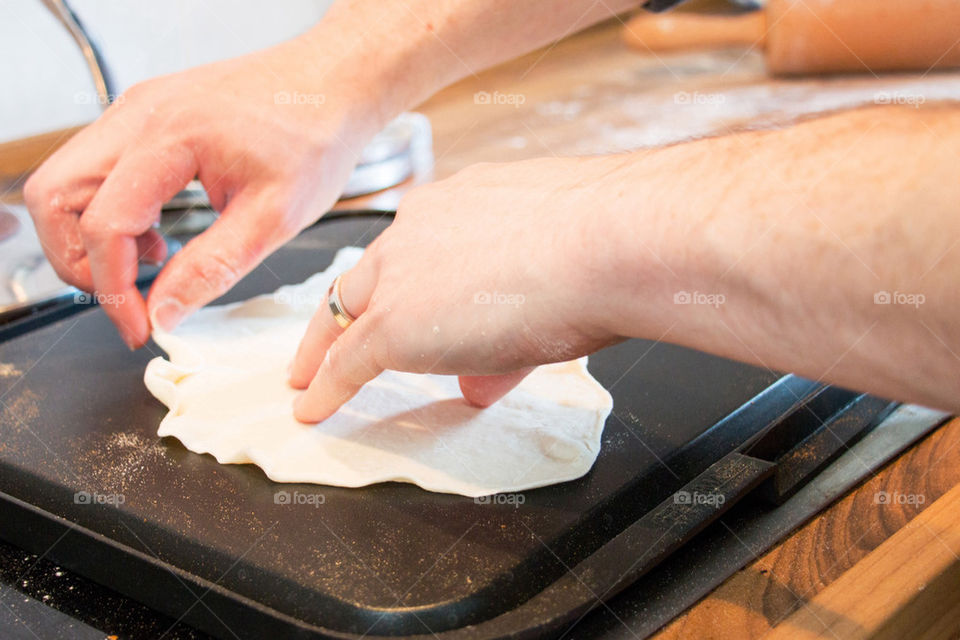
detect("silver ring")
(327, 274), (356, 329)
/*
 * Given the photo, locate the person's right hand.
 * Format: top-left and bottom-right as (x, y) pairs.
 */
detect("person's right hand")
(24, 36), (386, 348)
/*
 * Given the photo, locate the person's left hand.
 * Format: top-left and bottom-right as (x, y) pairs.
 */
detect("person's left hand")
(287, 157), (627, 422)
(23, 35), (387, 349)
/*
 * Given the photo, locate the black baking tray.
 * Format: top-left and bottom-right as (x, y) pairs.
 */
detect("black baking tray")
(0, 215), (892, 639)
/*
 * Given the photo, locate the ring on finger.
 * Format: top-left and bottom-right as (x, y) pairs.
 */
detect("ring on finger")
(327, 274), (356, 329)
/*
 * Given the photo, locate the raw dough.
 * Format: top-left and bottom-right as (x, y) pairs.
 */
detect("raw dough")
(144, 248), (613, 497)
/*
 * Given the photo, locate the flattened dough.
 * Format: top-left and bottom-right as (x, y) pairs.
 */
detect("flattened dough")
(144, 248), (613, 497)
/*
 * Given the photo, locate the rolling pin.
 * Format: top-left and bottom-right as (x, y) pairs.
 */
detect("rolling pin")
(623, 0), (960, 75)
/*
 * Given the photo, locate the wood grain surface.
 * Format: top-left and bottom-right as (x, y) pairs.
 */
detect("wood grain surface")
(766, 480), (960, 639)
(653, 417), (960, 639)
(0, 125), (84, 198)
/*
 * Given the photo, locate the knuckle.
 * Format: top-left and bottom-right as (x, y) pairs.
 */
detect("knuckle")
(379, 335), (410, 373)
(118, 79), (154, 103)
(77, 212), (105, 242)
(111, 79), (185, 131)
(361, 235), (389, 271)
(155, 111), (191, 140)
(22, 171), (53, 213)
(359, 306), (387, 335)
(324, 342), (347, 376)
(396, 184), (434, 215)
(367, 314), (415, 373)
(22, 173), (41, 207)
(323, 342), (366, 386)
(188, 250), (244, 292)
(327, 324), (383, 385)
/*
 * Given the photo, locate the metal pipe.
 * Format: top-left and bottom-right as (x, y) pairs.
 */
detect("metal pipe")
(40, 0), (114, 108)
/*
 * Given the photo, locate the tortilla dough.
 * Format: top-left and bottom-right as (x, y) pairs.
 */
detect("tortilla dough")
(144, 248), (613, 497)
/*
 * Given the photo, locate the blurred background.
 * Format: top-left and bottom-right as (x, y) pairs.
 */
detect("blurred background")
(0, 0), (333, 143)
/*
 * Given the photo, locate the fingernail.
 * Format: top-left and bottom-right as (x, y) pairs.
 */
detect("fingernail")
(152, 299), (185, 332)
(293, 396), (330, 424)
(120, 331), (140, 351)
(292, 396), (310, 421)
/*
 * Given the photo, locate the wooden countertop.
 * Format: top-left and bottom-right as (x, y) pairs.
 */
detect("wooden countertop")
(656, 416), (960, 640)
(3, 16), (960, 640)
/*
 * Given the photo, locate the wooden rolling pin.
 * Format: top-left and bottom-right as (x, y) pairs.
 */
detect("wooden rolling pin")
(623, 0), (960, 75)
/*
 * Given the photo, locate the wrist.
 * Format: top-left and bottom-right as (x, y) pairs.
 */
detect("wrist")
(292, 3), (447, 133)
(268, 38), (389, 148)
(580, 139), (752, 341)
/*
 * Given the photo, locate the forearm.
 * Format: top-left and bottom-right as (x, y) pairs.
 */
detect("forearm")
(597, 104), (960, 409)
(296, 0), (640, 127)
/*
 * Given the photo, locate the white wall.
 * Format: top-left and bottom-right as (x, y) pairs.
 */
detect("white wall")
(0, 0), (333, 142)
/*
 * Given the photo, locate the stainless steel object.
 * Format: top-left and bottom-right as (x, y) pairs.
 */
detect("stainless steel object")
(0, 204), (180, 324)
(342, 114), (421, 199)
(729, 0), (763, 8)
(0, 204), (77, 322)
(40, 0), (114, 106)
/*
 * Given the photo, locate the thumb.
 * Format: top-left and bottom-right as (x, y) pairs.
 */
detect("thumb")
(459, 368), (535, 408)
(147, 193), (290, 331)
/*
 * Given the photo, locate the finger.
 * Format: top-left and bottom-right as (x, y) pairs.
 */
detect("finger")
(146, 190), (289, 333)
(137, 228), (168, 265)
(293, 315), (384, 423)
(30, 203), (92, 289)
(288, 259), (378, 389)
(80, 148), (197, 348)
(459, 368), (535, 408)
(23, 124), (126, 288)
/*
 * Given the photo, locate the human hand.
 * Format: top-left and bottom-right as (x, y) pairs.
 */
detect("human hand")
(294, 105), (960, 419)
(288, 157), (628, 422)
(24, 36), (385, 348)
